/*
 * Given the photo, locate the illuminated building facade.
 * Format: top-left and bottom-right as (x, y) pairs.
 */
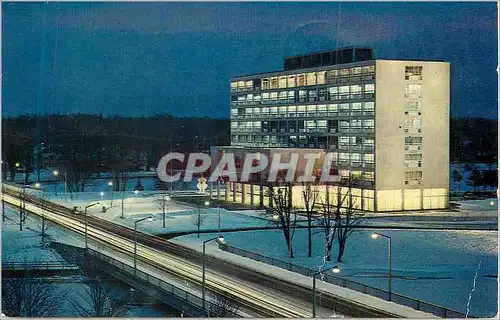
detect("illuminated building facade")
(213, 47), (449, 211)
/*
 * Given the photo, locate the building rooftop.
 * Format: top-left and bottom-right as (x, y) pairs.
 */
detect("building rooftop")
(231, 56), (447, 81)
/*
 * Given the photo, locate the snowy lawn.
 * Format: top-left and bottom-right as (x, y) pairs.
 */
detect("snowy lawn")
(73, 194), (273, 235)
(173, 227), (498, 317)
(2, 204), (84, 263)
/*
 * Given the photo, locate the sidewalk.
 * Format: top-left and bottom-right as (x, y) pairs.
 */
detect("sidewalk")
(170, 236), (437, 318)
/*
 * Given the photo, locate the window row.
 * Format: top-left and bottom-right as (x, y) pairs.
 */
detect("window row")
(405, 170), (423, 185)
(405, 84), (421, 99)
(231, 84), (375, 105)
(231, 102), (375, 118)
(231, 119), (375, 133)
(405, 66), (423, 81)
(230, 65), (376, 92)
(404, 101), (421, 115)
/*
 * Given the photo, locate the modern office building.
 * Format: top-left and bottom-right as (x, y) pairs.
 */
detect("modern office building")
(213, 47), (449, 212)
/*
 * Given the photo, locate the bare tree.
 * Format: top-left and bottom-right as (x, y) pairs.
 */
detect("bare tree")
(268, 183), (297, 258)
(302, 182), (319, 258)
(2, 268), (62, 317)
(70, 258), (128, 317)
(191, 207), (207, 238)
(37, 196), (51, 244)
(208, 292), (240, 317)
(155, 193), (169, 228)
(335, 186), (364, 263)
(318, 185), (341, 262)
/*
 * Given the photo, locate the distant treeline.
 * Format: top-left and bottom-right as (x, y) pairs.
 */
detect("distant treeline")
(1, 114), (497, 178)
(449, 118), (497, 164)
(2, 114), (229, 188)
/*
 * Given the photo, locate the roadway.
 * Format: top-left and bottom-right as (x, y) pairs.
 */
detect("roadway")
(2, 185), (435, 318)
(2, 190), (327, 317)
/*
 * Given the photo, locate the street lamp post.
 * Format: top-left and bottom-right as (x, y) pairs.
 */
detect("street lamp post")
(100, 191), (104, 201)
(371, 232), (392, 300)
(108, 181), (114, 207)
(312, 265), (341, 318)
(84, 202), (100, 250)
(163, 195), (170, 228)
(202, 235), (225, 311)
(134, 215), (153, 274)
(53, 170), (58, 196)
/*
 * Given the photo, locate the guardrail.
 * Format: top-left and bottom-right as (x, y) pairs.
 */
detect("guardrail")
(2, 261), (79, 271)
(86, 249), (240, 318)
(219, 243), (467, 318)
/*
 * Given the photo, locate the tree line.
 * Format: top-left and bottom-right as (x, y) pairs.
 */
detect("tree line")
(2, 114), (229, 191)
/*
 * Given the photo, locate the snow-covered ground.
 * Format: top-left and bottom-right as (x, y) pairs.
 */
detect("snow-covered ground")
(7, 162), (498, 194)
(78, 195), (271, 235)
(1, 203), (183, 317)
(172, 227), (498, 317)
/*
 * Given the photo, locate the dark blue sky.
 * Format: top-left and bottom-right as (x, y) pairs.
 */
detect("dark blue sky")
(3, 2), (497, 119)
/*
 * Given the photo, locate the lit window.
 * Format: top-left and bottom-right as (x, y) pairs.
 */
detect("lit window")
(317, 104), (327, 114)
(278, 91), (287, 102)
(363, 153), (374, 163)
(262, 78), (270, 90)
(328, 86), (338, 100)
(245, 81), (253, 90)
(364, 84), (375, 94)
(287, 75), (296, 88)
(339, 86), (349, 99)
(298, 90), (307, 102)
(351, 102), (362, 111)
(340, 68), (349, 76)
(364, 102), (374, 111)
(270, 77), (278, 89)
(362, 65), (375, 73)
(306, 72), (316, 86)
(270, 92), (278, 102)
(327, 104), (338, 112)
(351, 67), (362, 75)
(405, 84), (421, 98)
(405, 101), (420, 113)
(230, 82), (237, 91)
(262, 92), (270, 103)
(298, 74), (306, 86)
(279, 76), (287, 89)
(306, 105), (316, 116)
(363, 119), (374, 128)
(317, 71), (326, 85)
(308, 89), (317, 102)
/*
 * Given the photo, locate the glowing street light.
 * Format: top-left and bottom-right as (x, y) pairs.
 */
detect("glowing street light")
(15, 162), (20, 168)
(371, 232), (392, 300)
(134, 215), (154, 273)
(312, 265), (341, 317)
(202, 235), (225, 311)
(108, 181), (114, 206)
(100, 191), (104, 201)
(52, 170), (59, 195)
(84, 202), (100, 249)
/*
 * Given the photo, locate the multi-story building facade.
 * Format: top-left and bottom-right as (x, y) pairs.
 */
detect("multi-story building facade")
(215, 47), (449, 212)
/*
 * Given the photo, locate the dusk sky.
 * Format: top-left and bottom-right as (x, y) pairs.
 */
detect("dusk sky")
(3, 2), (497, 119)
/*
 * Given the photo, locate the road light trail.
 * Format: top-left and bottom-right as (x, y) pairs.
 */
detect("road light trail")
(3, 193), (313, 317)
